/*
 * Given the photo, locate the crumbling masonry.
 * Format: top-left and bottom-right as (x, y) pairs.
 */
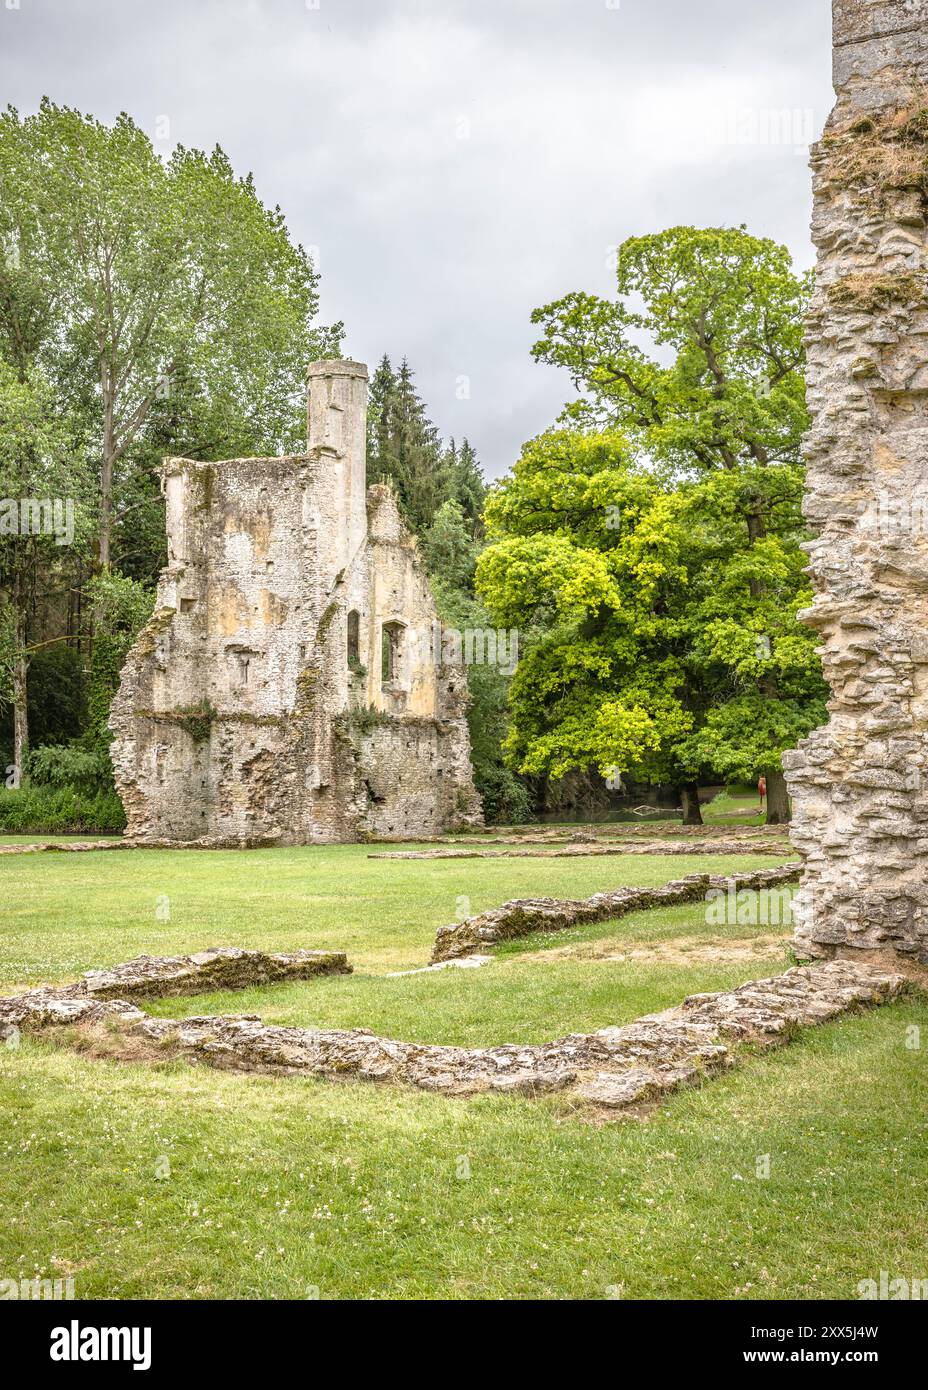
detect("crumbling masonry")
(110, 361), (482, 843)
(785, 2), (928, 965)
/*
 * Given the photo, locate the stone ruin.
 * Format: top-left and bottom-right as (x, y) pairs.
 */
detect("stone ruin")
(110, 360), (483, 843)
(785, 0), (928, 969)
(0, 948), (905, 1109)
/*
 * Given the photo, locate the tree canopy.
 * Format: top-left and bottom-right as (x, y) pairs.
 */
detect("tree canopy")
(478, 227), (825, 822)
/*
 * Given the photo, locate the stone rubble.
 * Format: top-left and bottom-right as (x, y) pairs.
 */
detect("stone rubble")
(443, 825), (787, 844)
(385, 956), (494, 977)
(430, 864), (801, 962)
(79, 946), (351, 999)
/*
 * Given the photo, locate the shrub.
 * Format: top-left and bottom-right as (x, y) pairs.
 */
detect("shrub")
(475, 765), (534, 825)
(27, 743), (114, 793)
(0, 785), (125, 834)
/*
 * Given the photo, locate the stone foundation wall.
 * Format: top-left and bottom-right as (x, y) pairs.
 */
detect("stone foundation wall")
(431, 863), (801, 961)
(0, 955), (905, 1112)
(784, 1), (928, 965)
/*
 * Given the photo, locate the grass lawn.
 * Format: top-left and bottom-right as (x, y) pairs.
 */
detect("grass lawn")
(702, 788), (766, 825)
(0, 843), (786, 983)
(1, 841), (926, 1300)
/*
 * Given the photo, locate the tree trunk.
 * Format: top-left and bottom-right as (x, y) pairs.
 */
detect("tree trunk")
(11, 566), (29, 785)
(679, 782), (703, 825)
(99, 367), (116, 570)
(765, 768), (791, 824)
(99, 446), (113, 570)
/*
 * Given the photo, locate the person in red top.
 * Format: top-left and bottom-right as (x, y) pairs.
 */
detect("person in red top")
(758, 775), (767, 806)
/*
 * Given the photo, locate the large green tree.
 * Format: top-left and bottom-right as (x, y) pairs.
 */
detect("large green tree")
(0, 362), (93, 774)
(526, 225), (821, 821)
(0, 100), (340, 570)
(476, 429), (703, 813)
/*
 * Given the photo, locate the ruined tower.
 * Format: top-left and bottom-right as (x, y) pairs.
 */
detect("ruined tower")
(784, 2), (928, 965)
(110, 360), (483, 844)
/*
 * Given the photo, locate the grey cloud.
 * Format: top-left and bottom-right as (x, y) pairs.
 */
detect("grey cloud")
(0, 0), (833, 476)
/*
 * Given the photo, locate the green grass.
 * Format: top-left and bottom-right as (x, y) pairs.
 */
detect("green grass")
(702, 787), (766, 825)
(2, 1006), (926, 1300)
(1, 841), (925, 1300)
(0, 843), (786, 984)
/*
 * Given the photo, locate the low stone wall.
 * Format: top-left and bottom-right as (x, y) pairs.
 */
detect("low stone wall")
(0, 947), (350, 1022)
(80, 947), (350, 999)
(374, 839), (792, 862)
(430, 864), (801, 962)
(0, 958), (905, 1112)
(0, 836), (291, 856)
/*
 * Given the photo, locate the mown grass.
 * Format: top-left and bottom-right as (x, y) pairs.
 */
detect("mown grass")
(702, 787), (766, 825)
(1, 840), (925, 1300)
(0, 843), (786, 983)
(2, 1003), (926, 1301)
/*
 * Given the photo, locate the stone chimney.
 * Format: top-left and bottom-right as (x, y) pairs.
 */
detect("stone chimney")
(307, 359), (369, 574)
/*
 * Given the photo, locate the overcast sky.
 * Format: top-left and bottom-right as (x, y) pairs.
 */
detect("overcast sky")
(1, 0), (834, 478)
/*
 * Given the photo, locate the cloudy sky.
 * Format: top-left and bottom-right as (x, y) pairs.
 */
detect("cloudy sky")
(1, 0), (834, 478)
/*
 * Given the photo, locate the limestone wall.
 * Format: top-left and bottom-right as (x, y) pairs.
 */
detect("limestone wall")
(110, 361), (482, 844)
(784, 1), (928, 964)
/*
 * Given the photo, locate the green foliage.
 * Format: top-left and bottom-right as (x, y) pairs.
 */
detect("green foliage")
(21, 643), (86, 748)
(531, 224), (811, 477)
(477, 429), (695, 783)
(0, 783), (125, 833)
(84, 572), (155, 742)
(0, 598), (13, 712)
(419, 500), (480, 594)
(479, 224), (828, 801)
(0, 362), (94, 556)
(27, 742), (113, 793)
(367, 356), (486, 535)
(473, 763), (535, 825)
(1, 97), (340, 587)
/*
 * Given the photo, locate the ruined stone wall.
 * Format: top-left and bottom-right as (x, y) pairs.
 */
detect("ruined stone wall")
(784, 2), (928, 964)
(110, 360), (482, 843)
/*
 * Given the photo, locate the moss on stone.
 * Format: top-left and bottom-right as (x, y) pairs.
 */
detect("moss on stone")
(173, 700), (217, 743)
(822, 101), (928, 202)
(827, 272), (927, 313)
(332, 706), (395, 740)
